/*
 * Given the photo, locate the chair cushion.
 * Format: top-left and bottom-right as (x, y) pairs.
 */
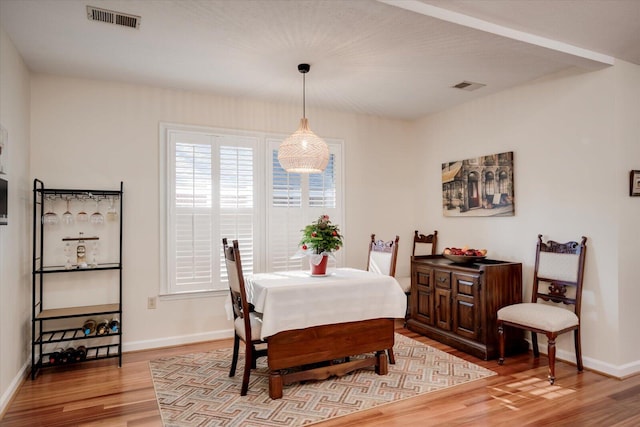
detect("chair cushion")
(234, 312), (263, 341)
(538, 252), (579, 282)
(397, 275), (411, 293)
(497, 303), (578, 332)
(413, 242), (433, 256)
(369, 251), (393, 276)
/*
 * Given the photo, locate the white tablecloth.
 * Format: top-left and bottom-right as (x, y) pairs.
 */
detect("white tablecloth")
(245, 268), (407, 339)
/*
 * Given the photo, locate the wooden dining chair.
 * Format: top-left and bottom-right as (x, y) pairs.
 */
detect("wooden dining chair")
(367, 234), (400, 363)
(222, 238), (268, 396)
(367, 234), (400, 277)
(397, 230), (438, 322)
(497, 235), (587, 385)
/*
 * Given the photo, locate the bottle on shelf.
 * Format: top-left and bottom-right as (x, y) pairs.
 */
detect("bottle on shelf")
(108, 316), (120, 333)
(48, 347), (65, 365)
(76, 232), (87, 268)
(64, 347), (76, 364)
(74, 346), (88, 362)
(96, 319), (110, 336)
(82, 319), (97, 336)
(59, 347), (71, 364)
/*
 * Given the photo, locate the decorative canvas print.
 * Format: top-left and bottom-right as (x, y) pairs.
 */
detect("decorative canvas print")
(442, 151), (514, 217)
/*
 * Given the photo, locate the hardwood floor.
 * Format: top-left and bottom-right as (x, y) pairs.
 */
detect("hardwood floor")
(2, 326), (639, 426)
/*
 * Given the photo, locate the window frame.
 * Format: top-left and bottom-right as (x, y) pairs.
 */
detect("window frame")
(159, 122), (344, 298)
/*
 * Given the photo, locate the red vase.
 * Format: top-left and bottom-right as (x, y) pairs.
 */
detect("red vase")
(310, 255), (329, 275)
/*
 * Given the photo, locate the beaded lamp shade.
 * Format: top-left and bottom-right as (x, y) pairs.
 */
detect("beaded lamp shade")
(278, 63), (329, 173)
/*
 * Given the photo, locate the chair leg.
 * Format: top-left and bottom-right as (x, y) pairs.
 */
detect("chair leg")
(404, 292), (410, 327)
(574, 328), (584, 372)
(250, 344), (258, 369)
(241, 342), (253, 396)
(547, 333), (556, 385)
(229, 334), (240, 377)
(387, 348), (396, 365)
(497, 322), (505, 365)
(531, 332), (540, 357)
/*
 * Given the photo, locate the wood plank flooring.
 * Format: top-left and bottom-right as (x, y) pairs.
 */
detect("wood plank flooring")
(2, 326), (639, 426)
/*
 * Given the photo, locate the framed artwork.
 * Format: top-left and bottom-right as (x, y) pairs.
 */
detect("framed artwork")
(442, 151), (514, 217)
(631, 170), (640, 197)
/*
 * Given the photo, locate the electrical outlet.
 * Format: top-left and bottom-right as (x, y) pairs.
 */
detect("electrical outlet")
(147, 296), (157, 309)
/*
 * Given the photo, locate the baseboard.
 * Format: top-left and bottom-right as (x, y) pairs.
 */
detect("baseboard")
(123, 329), (234, 352)
(0, 358), (30, 418)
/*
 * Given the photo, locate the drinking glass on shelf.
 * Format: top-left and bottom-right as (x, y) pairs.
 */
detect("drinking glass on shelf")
(89, 240), (99, 268)
(76, 198), (89, 223)
(42, 196), (59, 225)
(106, 197), (118, 222)
(62, 198), (74, 225)
(64, 242), (73, 269)
(90, 199), (104, 225)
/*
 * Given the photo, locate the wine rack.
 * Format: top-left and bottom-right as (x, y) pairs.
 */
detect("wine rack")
(31, 179), (123, 379)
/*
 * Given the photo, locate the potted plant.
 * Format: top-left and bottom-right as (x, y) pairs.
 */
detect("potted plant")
(299, 215), (344, 275)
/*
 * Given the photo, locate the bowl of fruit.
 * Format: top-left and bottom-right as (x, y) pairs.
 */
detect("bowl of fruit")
(442, 247), (487, 264)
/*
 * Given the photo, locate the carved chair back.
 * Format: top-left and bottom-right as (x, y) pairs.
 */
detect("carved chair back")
(532, 234), (588, 316)
(413, 230), (438, 256)
(367, 234), (400, 277)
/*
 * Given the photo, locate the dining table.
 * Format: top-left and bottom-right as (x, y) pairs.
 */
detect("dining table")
(244, 267), (406, 399)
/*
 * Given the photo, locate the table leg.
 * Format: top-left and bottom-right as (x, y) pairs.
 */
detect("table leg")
(269, 370), (283, 399)
(375, 350), (388, 375)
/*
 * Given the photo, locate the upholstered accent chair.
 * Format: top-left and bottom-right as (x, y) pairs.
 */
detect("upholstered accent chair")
(223, 238), (268, 395)
(497, 234), (587, 385)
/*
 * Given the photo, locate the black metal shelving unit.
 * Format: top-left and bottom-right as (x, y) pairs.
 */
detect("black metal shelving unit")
(31, 179), (123, 379)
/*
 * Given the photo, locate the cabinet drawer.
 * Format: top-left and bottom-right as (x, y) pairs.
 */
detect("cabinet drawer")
(416, 270), (432, 287)
(434, 270), (451, 289)
(453, 273), (479, 296)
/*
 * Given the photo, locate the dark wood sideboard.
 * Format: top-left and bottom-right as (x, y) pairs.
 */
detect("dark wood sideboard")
(407, 255), (528, 360)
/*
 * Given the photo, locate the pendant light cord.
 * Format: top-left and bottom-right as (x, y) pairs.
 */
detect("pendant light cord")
(302, 72), (306, 119)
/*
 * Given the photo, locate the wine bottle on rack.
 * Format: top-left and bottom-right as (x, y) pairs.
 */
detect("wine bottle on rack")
(82, 319), (97, 336)
(59, 347), (71, 364)
(108, 316), (120, 333)
(48, 347), (65, 365)
(75, 346), (88, 362)
(96, 319), (110, 335)
(64, 347), (76, 364)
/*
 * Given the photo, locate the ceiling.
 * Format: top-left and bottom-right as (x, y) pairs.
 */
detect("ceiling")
(1, 0), (639, 120)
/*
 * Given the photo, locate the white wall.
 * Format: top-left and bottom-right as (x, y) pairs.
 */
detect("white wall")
(614, 61), (640, 367)
(0, 27), (32, 413)
(414, 62), (640, 376)
(28, 74), (419, 351)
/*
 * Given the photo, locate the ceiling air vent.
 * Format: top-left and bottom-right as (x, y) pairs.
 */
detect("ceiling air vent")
(86, 5), (140, 29)
(452, 81), (486, 92)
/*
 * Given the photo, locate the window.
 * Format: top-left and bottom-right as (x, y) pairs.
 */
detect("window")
(266, 139), (343, 272)
(160, 124), (343, 296)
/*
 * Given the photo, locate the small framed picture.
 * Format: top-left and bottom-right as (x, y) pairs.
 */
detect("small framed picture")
(631, 170), (640, 197)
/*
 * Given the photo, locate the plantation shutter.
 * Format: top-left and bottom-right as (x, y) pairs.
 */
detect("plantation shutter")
(167, 130), (257, 293)
(266, 139), (343, 272)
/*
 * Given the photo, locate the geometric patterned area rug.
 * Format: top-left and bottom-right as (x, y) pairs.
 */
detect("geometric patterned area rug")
(149, 333), (496, 427)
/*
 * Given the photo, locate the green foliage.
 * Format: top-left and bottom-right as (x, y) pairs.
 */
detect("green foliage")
(299, 215), (344, 255)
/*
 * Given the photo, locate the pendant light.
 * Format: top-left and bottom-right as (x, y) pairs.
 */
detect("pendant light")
(278, 63), (329, 173)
